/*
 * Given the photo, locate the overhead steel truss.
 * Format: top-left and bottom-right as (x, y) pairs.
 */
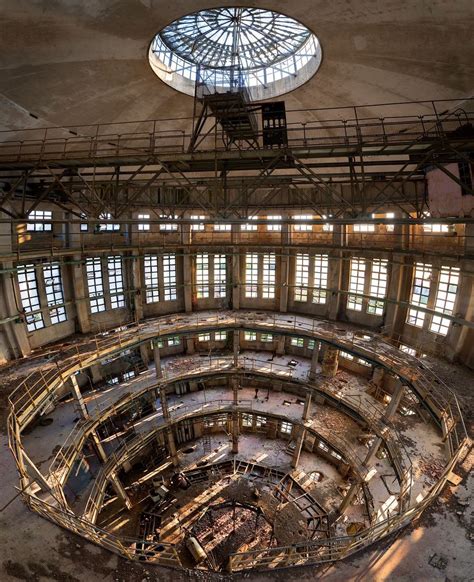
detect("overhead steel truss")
(0, 99), (473, 221)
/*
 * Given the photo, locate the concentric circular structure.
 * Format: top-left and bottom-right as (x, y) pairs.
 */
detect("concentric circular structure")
(148, 7), (322, 100)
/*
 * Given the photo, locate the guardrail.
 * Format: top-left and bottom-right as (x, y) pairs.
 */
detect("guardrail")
(7, 310), (467, 571)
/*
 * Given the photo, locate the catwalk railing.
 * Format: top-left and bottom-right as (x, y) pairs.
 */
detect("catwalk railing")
(7, 310), (468, 570)
(0, 98), (472, 166)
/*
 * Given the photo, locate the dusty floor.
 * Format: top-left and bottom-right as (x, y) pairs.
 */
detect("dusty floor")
(0, 331), (472, 581)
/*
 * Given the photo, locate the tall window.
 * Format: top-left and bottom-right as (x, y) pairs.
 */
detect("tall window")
(138, 214), (150, 231)
(86, 258), (106, 313)
(159, 215), (178, 231)
(99, 212), (120, 231)
(196, 253), (209, 298)
(430, 266), (460, 335)
(27, 210), (52, 232)
(191, 215), (206, 231)
(313, 254), (328, 304)
(293, 214), (312, 231)
(266, 215), (282, 231)
(43, 262), (67, 324)
(214, 223), (231, 231)
(80, 213), (88, 232)
(262, 253), (276, 299)
(214, 254), (227, 298)
(144, 255), (159, 303)
(353, 217), (375, 232)
(163, 254), (177, 300)
(294, 253), (309, 301)
(17, 265), (44, 331)
(107, 256), (125, 309)
(407, 263), (432, 327)
(241, 216), (258, 231)
(347, 258), (366, 311)
(367, 259), (388, 315)
(245, 253), (259, 298)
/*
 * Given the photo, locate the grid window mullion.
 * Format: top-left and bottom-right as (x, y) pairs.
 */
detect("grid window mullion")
(213, 254), (227, 298)
(430, 266), (460, 335)
(86, 258), (106, 313)
(108, 255), (125, 309)
(17, 264), (45, 331)
(407, 262), (432, 327)
(196, 253), (210, 298)
(245, 253), (259, 298)
(294, 253), (309, 301)
(312, 254), (328, 304)
(262, 252), (276, 299)
(367, 259), (388, 315)
(43, 262), (67, 324)
(163, 253), (177, 300)
(347, 258), (366, 311)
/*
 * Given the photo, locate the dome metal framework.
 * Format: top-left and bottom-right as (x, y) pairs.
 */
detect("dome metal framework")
(149, 7), (322, 100)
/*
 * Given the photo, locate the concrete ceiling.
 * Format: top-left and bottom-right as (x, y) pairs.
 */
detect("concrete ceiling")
(0, 0), (473, 133)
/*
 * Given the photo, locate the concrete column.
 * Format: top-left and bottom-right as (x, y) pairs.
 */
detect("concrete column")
(364, 436), (383, 467)
(185, 337), (195, 355)
(72, 256), (91, 333)
(0, 265), (30, 357)
(153, 341), (162, 379)
(339, 481), (360, 514)
(231, 377), (239, 454)
(276, 335), (285, 356)
(159, 386), (178, 467)
(384, 383), (406, 421)
(139, 343), (150, 367)
(322, 346), (339, 377)
(328, 222), (345, 320)
(232, 248), (240, 309)
(279, 252), (290, 313)
(132, 254), (144, 321)
(309, 342), (321, 380)
(90, 364), (103, 385)
(371, 366), (385, 389)
(90, 430), (107, 462)
(70, 374), (88, 419)
(110, 472), (132, 509)
(384, 253), (407, 339)
(182, 250), (193, 313)
(302, 390), (312, 421)
(291, 427), (306, 469)
(233, 330), (239, 367)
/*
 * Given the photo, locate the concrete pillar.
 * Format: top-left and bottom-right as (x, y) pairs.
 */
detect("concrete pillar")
(110, 472), (132, 509)
(0, 265), (30, 357)
(384, 383), (406, 421)
(132, 254), (144, 321)
(371, 366), (385, 389)
(90, 364), (103, 385)
(231, 377), (239, 454)
(153, 341), (162, 379)
(233, 330), (239, 367)
(71, 256), (91, 333)
(185, 337), (195, 355)
(339, 481), (360, 514)
(232, 248), (240, 309)
(364, 436), (383, 467)
(276, 335), (285, 356)
(302, 390), (312, 422)
(328, 222), (345, 320)
(280, 216), (290, 312)
(322, 346), (339, 377)
(291, 427), (306, 469)
(90, 430), (107, 462)
(183, 250), (193, 313)
(309, 342), (321, 380)
(139, 343), (150, 367)
(159, 386), (178, 467)
(70, 374), (88, 419)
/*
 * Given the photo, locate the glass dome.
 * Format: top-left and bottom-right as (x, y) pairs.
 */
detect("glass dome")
(148, 7), (322, 101)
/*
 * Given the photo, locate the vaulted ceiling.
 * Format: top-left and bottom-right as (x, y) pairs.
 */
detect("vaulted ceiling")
(0, 0), (473, 133)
